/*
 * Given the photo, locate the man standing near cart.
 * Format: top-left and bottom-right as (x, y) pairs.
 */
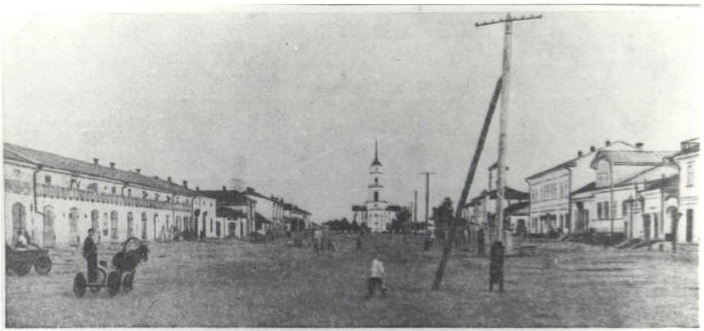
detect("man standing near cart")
(83, 228), (97, 283)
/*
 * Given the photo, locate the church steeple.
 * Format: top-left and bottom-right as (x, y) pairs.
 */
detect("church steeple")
(371, 139), (382, 167)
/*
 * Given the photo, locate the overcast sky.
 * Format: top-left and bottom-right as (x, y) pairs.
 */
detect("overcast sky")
(2, 6), (700, 222)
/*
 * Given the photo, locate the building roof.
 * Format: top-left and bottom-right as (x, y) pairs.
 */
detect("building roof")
(526, 140), (634, 181)
(255, 212), (272, 224)
(284, 203), (311, 215)
(216, 206), (247, 219)
(571, 182), (596, 195)
(505, 201), (530, 216)
(465, 186), (529, 207)
(590, 150), (677, 169)
(4, 142), (198, 196)
(643, 175), (679, 192)
(201, 189), (252, 206)
(352, 205), (366, 212)
(386, 205), (402, 212)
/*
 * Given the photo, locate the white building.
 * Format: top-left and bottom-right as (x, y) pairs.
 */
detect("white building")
(4, 143), (216, 248)
(243, 187), (285, 236)
(671, 138), (699, 243)
(352, 141), (400, 233)
(203, 187), (255, 239)
(283, 203), (311, 233)
(525, 140), (637, 235)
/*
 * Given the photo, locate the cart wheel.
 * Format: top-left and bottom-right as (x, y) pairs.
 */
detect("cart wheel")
(89, 269), (106, 293)
(122, 272), (134, 292)
(13, 262), (32, 276)
(107, 271), (121, 297)
(34, 256), (52, 275)
(73, 273), (87, 298)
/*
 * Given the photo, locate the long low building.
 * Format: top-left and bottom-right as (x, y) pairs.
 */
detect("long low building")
(4, 143), (217, 248)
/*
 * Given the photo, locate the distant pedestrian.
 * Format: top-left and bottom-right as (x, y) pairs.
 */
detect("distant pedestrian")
(365, 253), (386, 298)
(489, 241), (505, 292)
(327, 240), (336, 253)
(15, 230), (29, 249)
(356, 234), (362, 251)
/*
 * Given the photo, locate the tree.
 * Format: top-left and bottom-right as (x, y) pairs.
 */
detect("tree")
(351, 220), (360, 233)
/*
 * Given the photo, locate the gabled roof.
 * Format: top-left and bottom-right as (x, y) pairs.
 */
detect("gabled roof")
(590, 150), (677, 169)
(4, 142), (198, 196)
(643, 175), (679, 192)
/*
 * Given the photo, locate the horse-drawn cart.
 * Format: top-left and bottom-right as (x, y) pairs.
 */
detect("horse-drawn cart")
(73, 237), (148, 298)
(6, 244), (52, 276)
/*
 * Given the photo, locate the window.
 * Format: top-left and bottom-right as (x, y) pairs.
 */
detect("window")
(597, 203), (602, 219)
(110, 211), (118, 239)
(111, 187), (117, 194)
(604, 202), (610, 219)
(375, 177), (378, 184)
(127, 188), (132, 197)
(687, 163), (695, 187)
(44, 175), (52, 185)
(374, 191), (379, 202)
(622, 201), (629, 217)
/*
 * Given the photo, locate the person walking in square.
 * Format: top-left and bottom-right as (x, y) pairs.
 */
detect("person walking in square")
(365, 252), (386, 298)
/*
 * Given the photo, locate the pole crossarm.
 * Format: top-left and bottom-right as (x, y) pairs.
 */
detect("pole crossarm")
(475, 14), (542, 28)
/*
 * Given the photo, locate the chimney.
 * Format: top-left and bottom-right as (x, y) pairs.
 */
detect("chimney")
(109, 162), (115, 169)
(635, 142), (644, 151)
(167, 176), (172, 183)
(605, 139), (611, 147)
(93, 158), (99, 166)
(154, 176), (159, 179)
(222, 186), (227, 192)
(590, 146), (596, 152)
(135, 168), (141, 174)
(183, 180), (188, 188)
(196, 186), (200, 192)
(246, 187), (254, 193)
(578, 150), (583, 157)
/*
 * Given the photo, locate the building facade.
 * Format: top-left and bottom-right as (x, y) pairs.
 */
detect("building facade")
(4, 143), (216, 248)
(525, 140), (637, 234)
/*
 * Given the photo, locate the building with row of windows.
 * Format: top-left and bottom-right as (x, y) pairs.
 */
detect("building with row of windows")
(4, 143), (313, 248)
(4, 143), (217, 248)
(525, 138), (699, 243)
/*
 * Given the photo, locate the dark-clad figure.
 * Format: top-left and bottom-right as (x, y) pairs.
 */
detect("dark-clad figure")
(83, 228), (98, 283)
(356, 234), (362, 251)
(489, 241), (505, 292)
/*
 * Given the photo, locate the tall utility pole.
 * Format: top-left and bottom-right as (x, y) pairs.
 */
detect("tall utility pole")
(420, 172), (437, 225)
(414, 190), (419, 223)
(476, 13), (542, 243)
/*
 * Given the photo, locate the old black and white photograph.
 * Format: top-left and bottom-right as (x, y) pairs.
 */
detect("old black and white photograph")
(2, 3), (701, 328)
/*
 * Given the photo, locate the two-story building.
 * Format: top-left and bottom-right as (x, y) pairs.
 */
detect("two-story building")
(525, 140), (637, 235)
(4, 143), (216, 247)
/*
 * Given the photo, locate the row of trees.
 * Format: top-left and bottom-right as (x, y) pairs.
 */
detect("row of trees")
(321, 218), (370, 233)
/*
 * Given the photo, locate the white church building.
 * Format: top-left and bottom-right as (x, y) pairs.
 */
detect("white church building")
(352, 142), (401, 233)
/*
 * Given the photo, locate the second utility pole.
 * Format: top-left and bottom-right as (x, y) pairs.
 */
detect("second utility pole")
(420, 172), (436, 225)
